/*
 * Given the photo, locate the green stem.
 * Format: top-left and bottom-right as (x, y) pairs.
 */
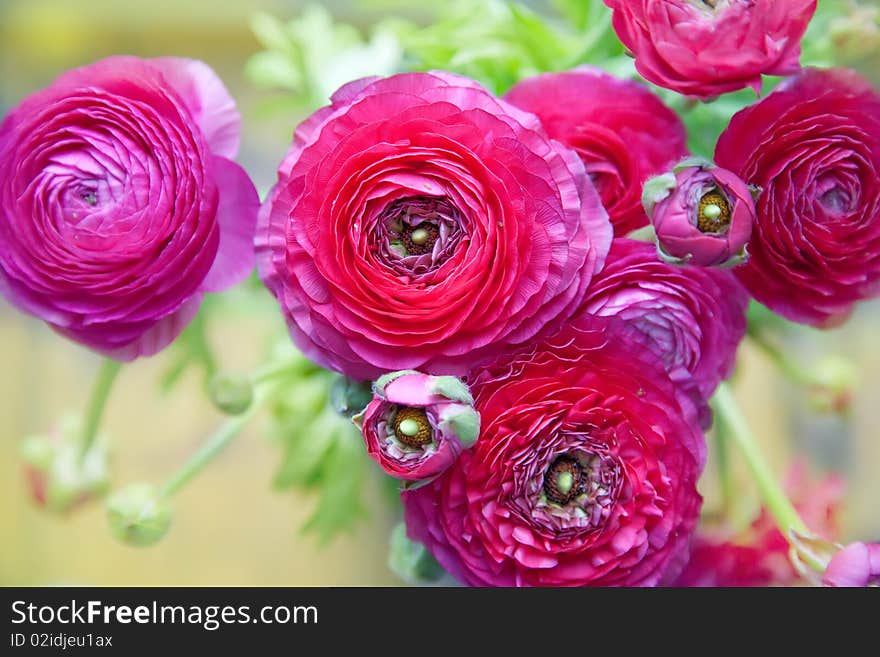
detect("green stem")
(159, 403), (258, 499)
(711, 383), (809, 540)
(159, 377), (283, 499)
(747, 328), (813, 386)
(712, 417), (736, 518)
(79, 359), (122, 463)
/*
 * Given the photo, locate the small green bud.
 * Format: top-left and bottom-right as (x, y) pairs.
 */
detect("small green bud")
(209, 372), (254, 415)
(106, 483), (172, 547)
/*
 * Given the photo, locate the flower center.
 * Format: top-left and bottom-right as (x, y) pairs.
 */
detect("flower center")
(392, 407), (433, 448)
(374, 195), (465, 275)
(543, 456), (585, 506)
(697, 189), (731, 234)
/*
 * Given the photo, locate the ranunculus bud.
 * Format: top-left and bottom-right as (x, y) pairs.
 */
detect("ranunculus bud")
(353, 371), (480, 484)
(106, 483), (172, 547)
(643, 158), (755, 268)
(208, 372), (254, 415)
(20, 417), (109, 513)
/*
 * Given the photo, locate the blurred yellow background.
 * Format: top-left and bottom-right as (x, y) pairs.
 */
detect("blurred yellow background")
(1, 0), (878, 586)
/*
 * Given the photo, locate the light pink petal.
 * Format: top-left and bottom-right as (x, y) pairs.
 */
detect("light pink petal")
(201, 156), (259, 293)
(150, 57), (241, 158)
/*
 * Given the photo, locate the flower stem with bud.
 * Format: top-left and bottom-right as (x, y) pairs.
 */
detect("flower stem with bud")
(711, 383), (821, 570)
(79, 359), (121, 464)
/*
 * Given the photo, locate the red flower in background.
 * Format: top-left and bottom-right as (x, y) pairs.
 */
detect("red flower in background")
(716, 69), (880, 328)
(403, 319), (704, 587)
(505, 67), (688, 237)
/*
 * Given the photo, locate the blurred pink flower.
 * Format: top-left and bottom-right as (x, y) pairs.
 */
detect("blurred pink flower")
(603, 0), (816, 99)
(823, 542), (880, 587)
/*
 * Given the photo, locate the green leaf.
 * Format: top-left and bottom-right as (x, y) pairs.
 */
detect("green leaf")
(268, 365), (375, 542)
(246, 4), (403, 113)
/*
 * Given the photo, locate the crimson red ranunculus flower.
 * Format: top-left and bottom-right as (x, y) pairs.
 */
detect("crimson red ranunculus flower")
(716, 69), (880, 327)
(402, 319), (704, 587)
(505, 67), (688, 237)
(603, 0), (817, 99)
(0, 57), (258, 359)
(256, 72), (611, 380)
(580, 238), (748, 401)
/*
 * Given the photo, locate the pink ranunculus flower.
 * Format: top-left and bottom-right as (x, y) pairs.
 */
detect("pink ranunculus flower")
(505, 67), (688, 237)
(823, 542), (880, 587)
(716, 68), (880, 328)
(256, 72), (612, 380)
(580, 238), (748, 401)
(0, 56), (258, 359)
(643, 158), (754, 267)
(354, 371), (480, 483)
(402, 318), (705, 587)
(603, 0), (817, 100)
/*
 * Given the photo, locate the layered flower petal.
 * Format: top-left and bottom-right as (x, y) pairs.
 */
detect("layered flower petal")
(0, 56), (257, 359)
(716, 68), (880, 327)
(403, 318), (704, 587)
(579, 238), (748, 400)
(604, 0), (817, 99)
(256, 72), (612, 379)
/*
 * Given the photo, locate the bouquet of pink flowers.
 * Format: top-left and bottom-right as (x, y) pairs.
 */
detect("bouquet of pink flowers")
(3, 0), (878, 587)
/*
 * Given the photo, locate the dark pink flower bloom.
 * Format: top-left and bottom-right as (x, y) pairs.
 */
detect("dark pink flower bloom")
(256, 72), (611, 380)
(580, 238), (748, 400)
(354, 371), (480, 483)
(505, 67), (688, 236)
(644, 158), (754, 267)
(717, 69), (880, 327)
(0, 56), (258, 359)
(403, 318), (704, 587)
(823, 542), (880, 587)
(603, 0), (817, 99)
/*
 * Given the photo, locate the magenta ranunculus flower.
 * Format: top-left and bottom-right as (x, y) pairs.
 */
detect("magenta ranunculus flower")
(354, 370), (480, 483)
(823, 542), (880, 587)
(643, 158), (754, 267)
(603, 0), (817, 99)
(505, 67), (688, 237)
(0, 56), (258, 359)
(716, 69), (880, 328)
(580, 238), (748, 401)
(402, 318), (704, 587)
(256, 72), (612, 380)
